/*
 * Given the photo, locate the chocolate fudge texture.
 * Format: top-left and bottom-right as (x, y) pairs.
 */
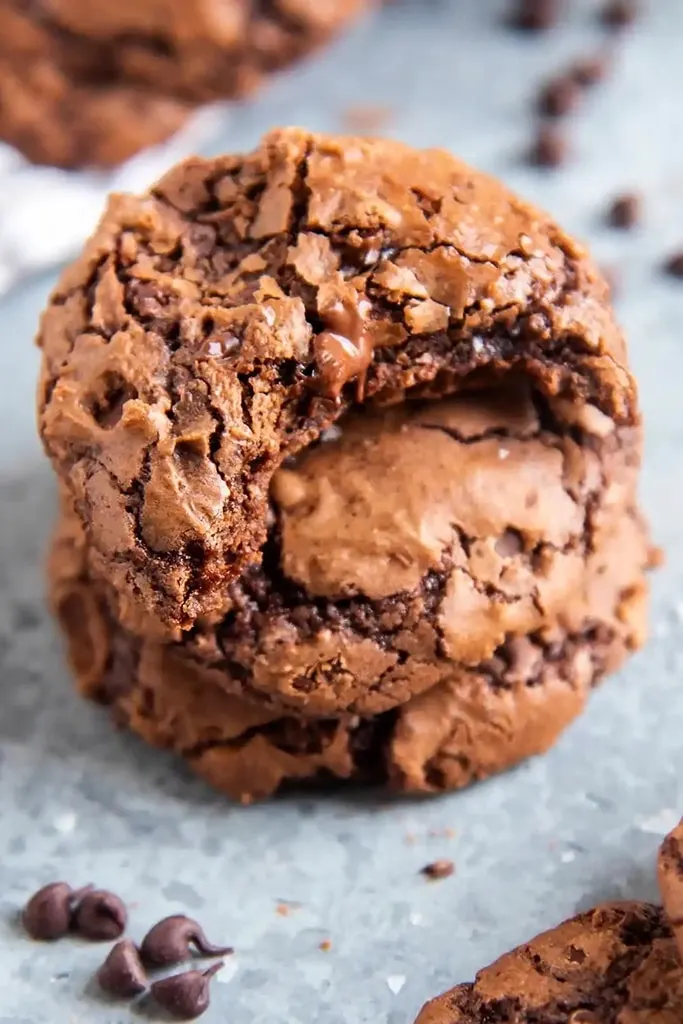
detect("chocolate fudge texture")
(40, 129), (650, 801)
(0, 3), (369, 167)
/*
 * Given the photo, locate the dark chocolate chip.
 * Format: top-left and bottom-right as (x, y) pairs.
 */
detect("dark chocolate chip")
(571, 54), (609, 87)
(22, 882), (92, 941)
(421, 860), (455, 880)
(509, 0), (561, 31)
(97, 939), (147, 998)
(529, 124), (567, 167)
(606, 193), (641, 229)
(72, 889), (128, 940)
(140, 915), (233, 967)
(150, 962), (224, 1020)
(601, 0), (638, 28)
(538, 75), (581, 118)
(664, 252), (683, 279)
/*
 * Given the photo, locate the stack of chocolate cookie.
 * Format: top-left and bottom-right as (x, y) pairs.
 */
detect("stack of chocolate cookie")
(38, 128), (651, 803)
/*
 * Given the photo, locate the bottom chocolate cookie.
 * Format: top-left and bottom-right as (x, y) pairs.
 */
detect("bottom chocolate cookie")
(415, 901), (683, 1024)
(49, 506), (648, 803)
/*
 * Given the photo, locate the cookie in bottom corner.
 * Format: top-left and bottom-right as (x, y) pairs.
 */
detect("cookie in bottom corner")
(414, 901), (683, 1024)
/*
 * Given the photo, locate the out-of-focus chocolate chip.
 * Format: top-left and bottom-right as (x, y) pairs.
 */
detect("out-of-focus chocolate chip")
(538, 75), (581, 118)
(606, 193), (641, 229)
(529, 124), (567, 167)
(509, 0), (561, 31)
(601, 0), (638, 28)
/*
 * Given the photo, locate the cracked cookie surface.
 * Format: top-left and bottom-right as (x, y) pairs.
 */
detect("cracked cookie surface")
(415, 902), (683, 1024)
(0, 4), (368, 167)
(49, 478), (649, 801)
(38, 128), (640, 634)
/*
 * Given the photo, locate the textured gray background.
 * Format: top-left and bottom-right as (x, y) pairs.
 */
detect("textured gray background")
(2, 1), (683, 1021)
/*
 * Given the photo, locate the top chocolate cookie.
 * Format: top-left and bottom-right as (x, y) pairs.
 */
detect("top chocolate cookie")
(38, 128), (638, 634)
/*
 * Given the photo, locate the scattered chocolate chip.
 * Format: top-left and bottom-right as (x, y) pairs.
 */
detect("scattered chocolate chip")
(22, 882), (92, 941)
(606, 192), (641, 229)
(664, 252), (683, 279)
(601, 0), (638, 28)
(72, 889), (128, 941)
(421, 860), (455, 880)
(538, 75), (581, 118)
(150, 962), (224, 1020)
(571, 54), (609, 87)
(140, 915), (233, 968)
(509, 0), (561, 31)
(529, 124), (567, 168)
(97, 939), (147, 998)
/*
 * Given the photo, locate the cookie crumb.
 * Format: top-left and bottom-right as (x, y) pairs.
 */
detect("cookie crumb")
(538, 75), (581, 118)
(509, 0), (561, 31)
(529, 124), (567, 167)
(319, 939), (332, 952)
(601, 0), (638, 28)
(421, 860), (455, 880)
(606, 193), (641, 229)
(276, 904), (290, 917)
(647, 545), (665, 570)
(664, 252), (683, 279)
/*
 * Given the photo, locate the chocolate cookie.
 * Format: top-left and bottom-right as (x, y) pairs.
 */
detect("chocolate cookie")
(49, 491), (648, 802)
(0, 5), (369, 167)
(658, 818), (683, 962)
(53, 373), (646, 717)
(414, 901), (683, 1024)
(38, 129), (639, 635)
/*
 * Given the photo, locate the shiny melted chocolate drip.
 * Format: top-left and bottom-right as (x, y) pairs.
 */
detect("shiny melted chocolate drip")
(314, 294), (372, 401)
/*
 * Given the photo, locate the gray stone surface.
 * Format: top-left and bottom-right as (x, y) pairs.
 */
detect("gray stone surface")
(1, 1), (683, 1021)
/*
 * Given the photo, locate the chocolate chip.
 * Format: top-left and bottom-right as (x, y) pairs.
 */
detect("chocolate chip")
(509, 0), (561, 31)
(664, 252), (683, 279)
(421, 859), (455, 880)
(140, 915), (233, 967)
(606, 193), (641, 229)
(22, 882), (92, 941)
(571, 55), (609, 87)
(97, 939), (147, 998)
(529, 124), (567, 168)
(601, 0), (638, 28)
(538, 75), (581, 118)
(150, 962), (224, 1020)
(72, 889), (128, 940)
